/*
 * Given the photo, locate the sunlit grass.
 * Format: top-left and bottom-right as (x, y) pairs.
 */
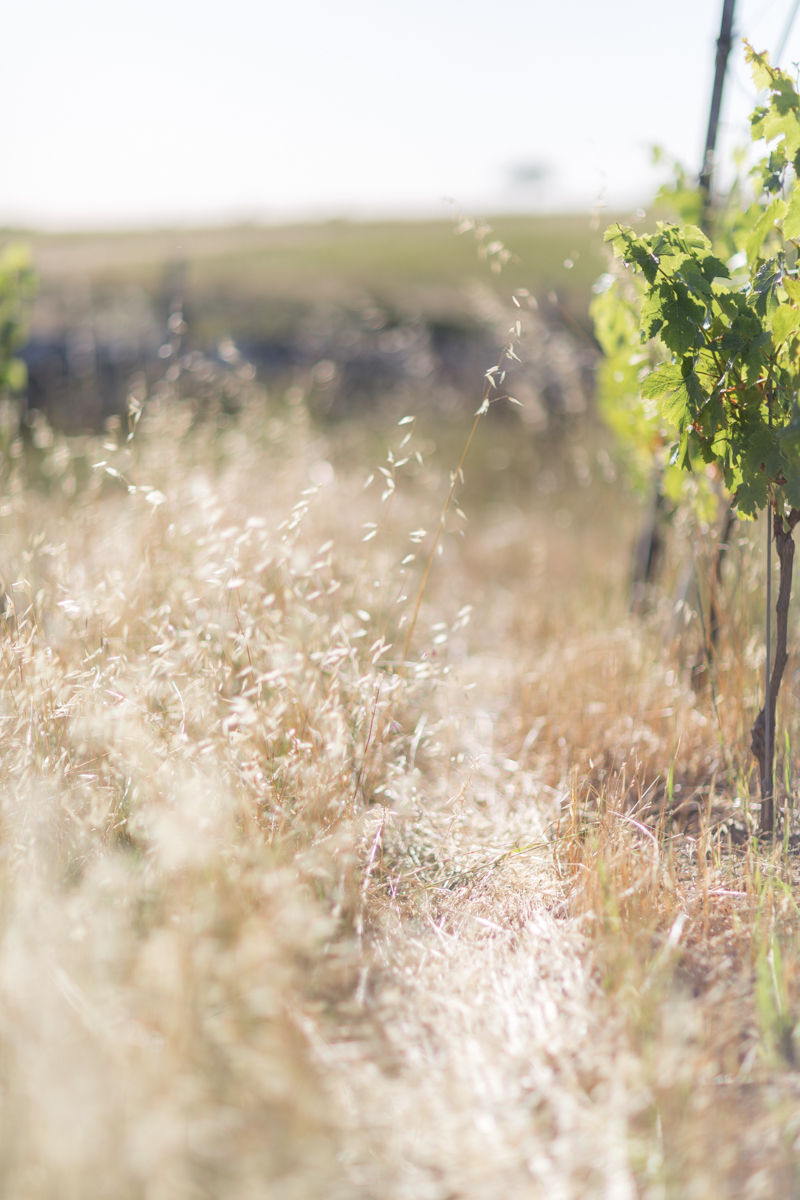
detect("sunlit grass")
(0, 349), (798, 1197)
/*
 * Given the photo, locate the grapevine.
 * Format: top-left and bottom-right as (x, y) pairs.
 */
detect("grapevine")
(595, 43), (800, 833)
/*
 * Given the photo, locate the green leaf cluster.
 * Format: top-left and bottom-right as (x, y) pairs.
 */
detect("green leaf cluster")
(0, 244), (35, 396)
(591, 271), (670, 491)
(594, 42), (800, 519)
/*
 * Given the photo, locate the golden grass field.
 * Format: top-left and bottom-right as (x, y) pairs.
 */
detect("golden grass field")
(2, 231), (800, 1198)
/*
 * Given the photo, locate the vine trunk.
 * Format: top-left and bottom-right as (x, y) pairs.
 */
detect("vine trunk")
(750, 507), (800, 834)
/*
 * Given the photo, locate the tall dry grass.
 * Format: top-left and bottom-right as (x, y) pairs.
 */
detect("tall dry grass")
(0, 349), (798, 1198)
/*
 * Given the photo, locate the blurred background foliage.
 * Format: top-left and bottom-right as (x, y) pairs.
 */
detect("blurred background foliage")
(0, 244), (36, 398)
(0, 215), (604, 433)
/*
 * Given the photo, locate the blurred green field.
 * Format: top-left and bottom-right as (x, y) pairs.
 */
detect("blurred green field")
(4, 213), (609, 341)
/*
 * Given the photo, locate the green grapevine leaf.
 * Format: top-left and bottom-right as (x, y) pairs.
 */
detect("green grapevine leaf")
(746, 45), (775, 93)
(641, 363), (682, 401)
(745, 198), (786, 263)
(604, 225), (660, 283)
(641, 361), (704, 428)
(655, 282), (705, 355)
(783, 463), (800, 509)
(735, 472), (769, 516)
(778, 405), (800, 453)
(771, 303), (800, 344)
(750, 259), (782, 320)
(784, 182), (800, 239)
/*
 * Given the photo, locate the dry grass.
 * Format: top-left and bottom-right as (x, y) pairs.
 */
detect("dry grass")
(0, 358), (799, 1199)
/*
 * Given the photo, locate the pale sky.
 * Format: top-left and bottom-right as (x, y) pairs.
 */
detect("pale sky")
(3, 0), (800, 228)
